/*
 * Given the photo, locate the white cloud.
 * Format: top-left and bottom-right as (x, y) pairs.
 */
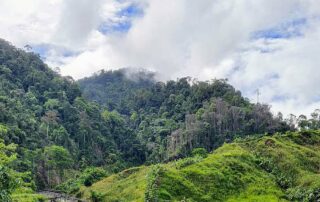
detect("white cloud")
(0, 0), (61, 46)
(0, 0), (319, 116)
(229, 21), (320, 116)
(53, 0), (103, 48)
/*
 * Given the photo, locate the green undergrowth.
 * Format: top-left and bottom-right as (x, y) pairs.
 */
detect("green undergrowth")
(79, 166), (150, 201)
(12, 188), (45, 202)
(55, 167), (108, 194)
(78, 130), (320, 202)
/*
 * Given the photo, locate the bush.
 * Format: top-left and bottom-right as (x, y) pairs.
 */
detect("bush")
(145, 165), (161, 201)
(287, 187), (320, 202)
(175, 156), (203, 169)
(83, 168), (108, 187)
(191, 148), (208, 158)
(90, 191), (105, 202)
(0, 166), (18, 201)
(55, 167), (108, 193)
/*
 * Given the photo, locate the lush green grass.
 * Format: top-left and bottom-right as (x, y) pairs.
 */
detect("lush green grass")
(155, 144), (285, 202)
(79, 166), (150, 201)
(12, 194), (45, 202)
(12, 188), (45, 202)
(78, 130), (320, 202)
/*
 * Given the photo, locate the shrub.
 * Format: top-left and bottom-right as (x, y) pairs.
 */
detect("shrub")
(287, 187), (320, 202)
(55, 167), (108, 193)
(145, 165), (162, 201)
(175, 155), (203, 169)
(90, 191), (105, 202)
(83, 168), (108, 187)
(191, 148), (208, 158)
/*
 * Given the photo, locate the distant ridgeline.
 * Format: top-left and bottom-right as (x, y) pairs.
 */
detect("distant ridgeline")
(79, 68), (291, 163)
(79, 68), (156, 114)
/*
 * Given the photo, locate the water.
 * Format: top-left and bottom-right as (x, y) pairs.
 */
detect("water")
(38, 191), (85, 202)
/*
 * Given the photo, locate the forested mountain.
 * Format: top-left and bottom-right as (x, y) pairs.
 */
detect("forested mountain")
(79, 70), (290, 163)
(1, 39), (319, 201)
(79, 68), (155, 115)
(0, 39), (144, 195)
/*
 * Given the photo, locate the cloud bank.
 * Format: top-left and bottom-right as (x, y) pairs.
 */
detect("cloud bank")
(0, 0), (319, 116)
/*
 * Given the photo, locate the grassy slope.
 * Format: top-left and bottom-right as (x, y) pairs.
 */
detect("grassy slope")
(80, 166), (150, 201)
(79, 130), (320, 202)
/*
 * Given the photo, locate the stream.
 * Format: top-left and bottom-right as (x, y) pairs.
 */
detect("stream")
(38, 191), (86, 202)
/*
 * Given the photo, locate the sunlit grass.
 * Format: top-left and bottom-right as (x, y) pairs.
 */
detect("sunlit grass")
(79, 130), (320, 202)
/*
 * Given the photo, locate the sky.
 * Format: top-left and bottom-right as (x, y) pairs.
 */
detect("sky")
(0, 0), (319, 117)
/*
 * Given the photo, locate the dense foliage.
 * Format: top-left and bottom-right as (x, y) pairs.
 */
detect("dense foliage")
(0, 39), (142, 191)
(55, 167), (108, 194)
(0, 128), (44, 202)
(0, 136), (18, 201)
(79, 69), (290, 163)
(79, 68), (155, 115)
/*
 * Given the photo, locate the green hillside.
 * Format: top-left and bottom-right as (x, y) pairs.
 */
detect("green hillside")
(0, 38), (145, 200)
(1, 39), (319, 201)
(78, 130), (320, 202)
(79, 69), (291, 164)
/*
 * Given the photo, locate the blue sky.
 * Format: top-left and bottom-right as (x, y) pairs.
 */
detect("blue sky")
(98, 3), (143, 34)
(252, 18), (307, 40)
(0, 0), (319, 117)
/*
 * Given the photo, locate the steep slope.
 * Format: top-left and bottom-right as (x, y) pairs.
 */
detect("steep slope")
(0, 39), (142, 190)
(79, 130), (320, 202)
